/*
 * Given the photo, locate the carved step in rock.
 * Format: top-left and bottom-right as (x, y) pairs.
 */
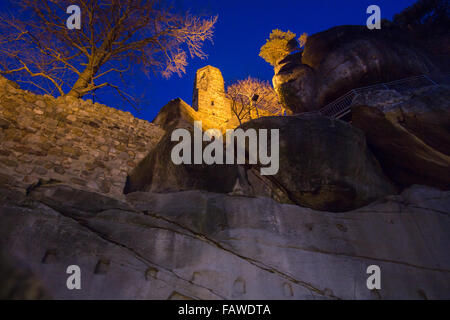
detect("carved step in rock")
(41, 250), (58, 264)
(167, 291), (194, 300)
(233, 277), (246, 295)
(283, 282), (294, 297)
(94, 259), (110, 275)
(145, 267), (158, 281)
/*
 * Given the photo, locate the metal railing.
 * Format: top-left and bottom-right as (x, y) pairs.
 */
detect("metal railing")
(313, 74), (446, 119)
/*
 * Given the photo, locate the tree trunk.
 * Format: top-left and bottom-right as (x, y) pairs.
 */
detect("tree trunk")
(66, 67), (95, 98)
(66, 55), (103, 98)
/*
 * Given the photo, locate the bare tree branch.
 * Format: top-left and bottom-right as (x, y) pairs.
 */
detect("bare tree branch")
(227, 77), (283, 124)
(0, 0), (217, 109)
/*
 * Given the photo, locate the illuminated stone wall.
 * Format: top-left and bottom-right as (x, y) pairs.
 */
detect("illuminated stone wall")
(192, 65), (277, 130)
(192, 65), (238, 131)
(0, 76), (164, 197)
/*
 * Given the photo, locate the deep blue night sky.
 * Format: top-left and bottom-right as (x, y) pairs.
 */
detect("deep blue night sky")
(1, 0), (418, 122)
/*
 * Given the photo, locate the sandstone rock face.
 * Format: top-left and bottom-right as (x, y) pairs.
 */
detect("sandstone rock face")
(152, 98), (198, 131)
(239, 114), (396, 211)
(0, 251), (50, 300)
(352, 85), (450, 190)
(129, 112), (395, 211)
(126, 106), (239, 194)
(273, 26), (438, 113)
(272, 52), (317, 112)
(131, 96), (272, 196)
(124, 130), (239, 194)
(0, 76), (164, 197)
(0, 183), (449, 299)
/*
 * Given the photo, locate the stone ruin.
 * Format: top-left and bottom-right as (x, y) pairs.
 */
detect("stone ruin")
(192, 65), (238, 131)
(192, 65), (274, 131)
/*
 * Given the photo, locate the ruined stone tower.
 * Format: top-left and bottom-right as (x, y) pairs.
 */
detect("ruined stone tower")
(191, 65), (274, 131)
(192, 65), (233, 128)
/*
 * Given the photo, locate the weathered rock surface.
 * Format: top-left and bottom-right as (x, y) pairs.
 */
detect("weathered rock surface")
(152, 98), (199, 131)
(0, 183), (449, 299)
(352, 85), (450, 189)
(125, 112), (240, 194)
(239, 114), (396, 211)
(273, 26), (438, 113)
(129, 112), (395, 212)
(0, 251), (50, 300)
(132, 98), (276, 198)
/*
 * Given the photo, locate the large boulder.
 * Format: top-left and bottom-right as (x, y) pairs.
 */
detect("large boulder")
(239, 114), (396, 211)
(124, 129), (239, 194)
(128, 111), (395, 211)
(125, 101), (240, 194)
(351, 85), (450, 189)
(273, 26), (439, 113)
(0, 183), (449, 299)
(152, 98), (197, 132)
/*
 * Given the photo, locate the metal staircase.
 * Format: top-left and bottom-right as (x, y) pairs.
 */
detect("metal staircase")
(315, 74), (447, 120)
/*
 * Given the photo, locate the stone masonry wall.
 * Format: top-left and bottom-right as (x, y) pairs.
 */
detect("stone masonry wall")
(0, 76), (164, 197)
(192, 66), (237, 131)
(192, 65), (276, 131)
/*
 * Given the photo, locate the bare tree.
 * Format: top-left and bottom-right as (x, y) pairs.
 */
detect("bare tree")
(0, 0), (217, 105)
(226, 77), (283, 125)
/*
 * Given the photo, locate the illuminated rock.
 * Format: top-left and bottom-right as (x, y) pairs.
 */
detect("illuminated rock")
(0, 183), (449, 299)
(352, 85), (450, 189)
(273, 26), (439, 113)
